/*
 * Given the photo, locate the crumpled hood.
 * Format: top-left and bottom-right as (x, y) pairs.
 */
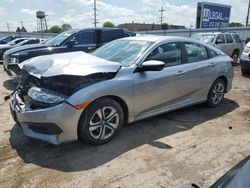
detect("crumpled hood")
(19, 51), (122, 78)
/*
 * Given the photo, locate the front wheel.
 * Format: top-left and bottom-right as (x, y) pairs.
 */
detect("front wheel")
(78, 98), (124, 145)
(206, 79), (226, 107)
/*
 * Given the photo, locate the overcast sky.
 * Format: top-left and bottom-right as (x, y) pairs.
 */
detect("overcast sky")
(0, 0), (248, 32)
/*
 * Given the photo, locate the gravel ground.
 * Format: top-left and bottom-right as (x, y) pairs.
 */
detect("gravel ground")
(0, 65), (249, 188)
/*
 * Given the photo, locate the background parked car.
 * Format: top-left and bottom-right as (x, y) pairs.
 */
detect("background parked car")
(3, 27), (135, 77)
(240, 41), (250, 74)
(191, 32), (243, 64)
(9, 36), (233, 145)
(0, 38), (42, 63)
(0, 35), (26, 44)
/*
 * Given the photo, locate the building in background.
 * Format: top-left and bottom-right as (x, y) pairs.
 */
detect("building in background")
(118, 22), (185, 31)
(196, 2), (231, 29)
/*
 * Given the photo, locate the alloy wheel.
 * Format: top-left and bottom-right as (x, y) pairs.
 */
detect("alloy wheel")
(211, 82), (225, 105)
(88, 106), (119, 140)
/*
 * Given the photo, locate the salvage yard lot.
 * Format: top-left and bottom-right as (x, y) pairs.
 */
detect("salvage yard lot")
(0, 65), (249, 188)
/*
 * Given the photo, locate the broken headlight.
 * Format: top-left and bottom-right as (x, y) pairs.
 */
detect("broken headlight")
(28, 87), (67, 104)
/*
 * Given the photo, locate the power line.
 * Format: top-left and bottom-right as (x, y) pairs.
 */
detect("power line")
(159, 5), (166, 25)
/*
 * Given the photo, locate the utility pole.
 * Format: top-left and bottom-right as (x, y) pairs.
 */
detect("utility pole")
(20, 19), (24, 27)
(6, 22), (10, 32)
(246, 0), (250, 26)
(93, 0), (98, 27)
(159, 5), (166, 25)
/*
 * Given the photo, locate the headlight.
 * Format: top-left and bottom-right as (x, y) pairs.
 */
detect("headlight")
(28, 87), (67, 104)
(243, 46), (250, 54)
(10, 57), (19, 64)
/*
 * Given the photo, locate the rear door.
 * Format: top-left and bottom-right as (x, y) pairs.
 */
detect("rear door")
(225, 34), (235, 56)
(133, 42), (187, 119)
(214, 34), (229, 55)
(66, 30), (98, 52)
(179, 42), (216, 100)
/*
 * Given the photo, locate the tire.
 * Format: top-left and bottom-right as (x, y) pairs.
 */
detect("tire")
(78, 98), (124, 145)
(231, 50), (239, 64)
(206, 78), (226, 107)
(241, 69), (249, 75)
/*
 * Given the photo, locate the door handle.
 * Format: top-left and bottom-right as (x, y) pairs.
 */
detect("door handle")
(208, 62), (216, 67)
(175, 70), (187, 76)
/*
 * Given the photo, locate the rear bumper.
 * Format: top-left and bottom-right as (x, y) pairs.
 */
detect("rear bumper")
(9, 92), (83, 145)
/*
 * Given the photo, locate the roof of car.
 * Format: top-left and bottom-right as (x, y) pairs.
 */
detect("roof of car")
(194, 32), (238, 35)
(119, 35), (191, 42)
(73, 27), (131, 32)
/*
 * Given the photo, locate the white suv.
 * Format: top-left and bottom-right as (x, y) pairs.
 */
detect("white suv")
(192, 32), (243, 63)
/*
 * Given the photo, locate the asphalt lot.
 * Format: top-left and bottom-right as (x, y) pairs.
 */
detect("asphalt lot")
(0, 64), (250, 188)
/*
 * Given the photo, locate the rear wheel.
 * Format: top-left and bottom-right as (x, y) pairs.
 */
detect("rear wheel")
(241, 69), (249, 75)
(207, 79), (226, 107)
(231, 50), (239, 64)
(78, 98), (124, 145)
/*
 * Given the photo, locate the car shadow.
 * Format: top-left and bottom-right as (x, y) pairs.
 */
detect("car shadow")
(9, 98), (239, 172)
(3, 79), (17, 91)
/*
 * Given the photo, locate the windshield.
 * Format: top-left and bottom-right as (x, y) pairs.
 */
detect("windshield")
(7, 40), (17, 46)
(191, 34), (215, 43)
(15, 39), (29, 46)
(92, 39), (153, 67)
(45, 30), (76, 46)
(0, 36), (12, 43)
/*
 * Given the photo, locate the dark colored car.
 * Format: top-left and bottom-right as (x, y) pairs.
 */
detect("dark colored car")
(211, 156), (250, 188)
(0, 38), (42, 63)
(0, 35), (23, 44)
(3, 28), (135, 77)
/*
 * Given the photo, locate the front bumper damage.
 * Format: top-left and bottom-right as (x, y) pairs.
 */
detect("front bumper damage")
(9, 91), (82, 145)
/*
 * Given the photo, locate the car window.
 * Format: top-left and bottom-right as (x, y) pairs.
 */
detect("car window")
(2, 36), (13, 43)
(72, 31), (96, 45)
(216, 34), (225, 44)
(13, 39), (24, 44)
(207, 48), (217, 59)
(232, 34), (242, 43)
(191, 34), (215, 43)
(101, 30), (123, 43)
(225, 34), (233, 43)
(92, 39), (153, 67)
(146, 42), (182, 66)
(25, 39), (40, 45)
(184, 43), (208, 63)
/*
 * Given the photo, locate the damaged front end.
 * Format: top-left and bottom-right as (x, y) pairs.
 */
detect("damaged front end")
(8, 51), (122, 144)
(16, 70), (117, 109)
(13, 51), (122, 109)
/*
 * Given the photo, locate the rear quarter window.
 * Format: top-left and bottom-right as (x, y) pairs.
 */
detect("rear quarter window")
(232, 34), (242, 43)
(225, 34), (233, 43)
(101, 30), (123, 43)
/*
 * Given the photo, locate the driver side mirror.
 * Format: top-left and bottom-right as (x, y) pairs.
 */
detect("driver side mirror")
(216, 38), (223, 44)
(66, 39), (78, 47)
(136, 60), (165, 72)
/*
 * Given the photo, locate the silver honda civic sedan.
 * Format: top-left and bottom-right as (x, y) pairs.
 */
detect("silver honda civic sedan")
(9, 36), (233, 145)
